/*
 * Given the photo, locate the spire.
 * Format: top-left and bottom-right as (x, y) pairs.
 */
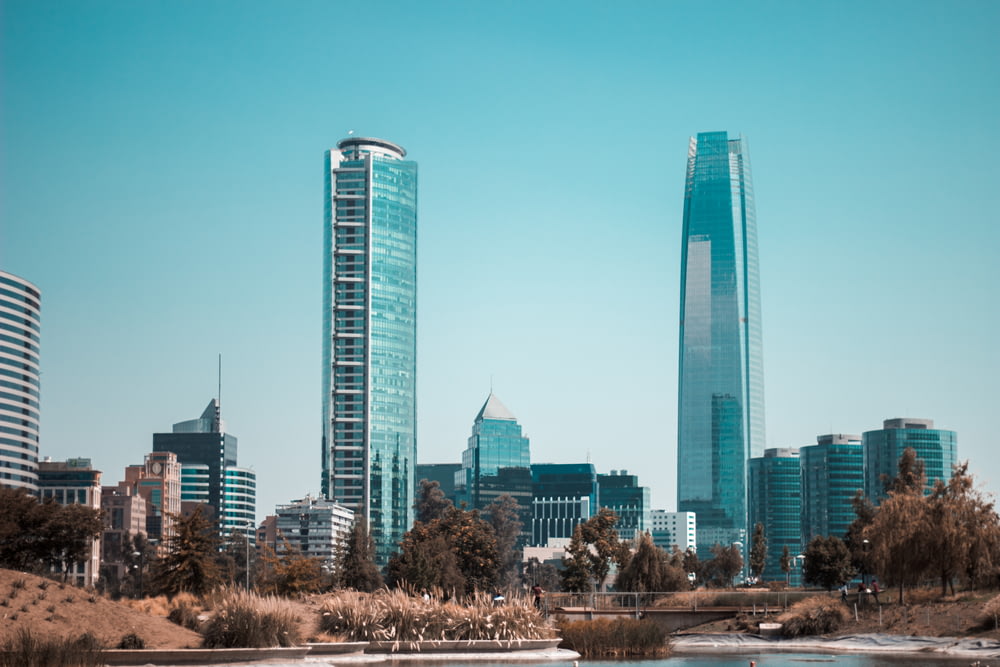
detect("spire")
(475, 393), (517, 422)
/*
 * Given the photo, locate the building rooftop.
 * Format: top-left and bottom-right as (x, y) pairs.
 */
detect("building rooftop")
(475, 393), (516, 422)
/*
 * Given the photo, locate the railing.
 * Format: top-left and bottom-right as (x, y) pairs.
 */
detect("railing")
(541, 590), (822, 617)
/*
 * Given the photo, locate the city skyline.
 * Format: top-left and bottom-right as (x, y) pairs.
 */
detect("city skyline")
(2, 1), (998, 520)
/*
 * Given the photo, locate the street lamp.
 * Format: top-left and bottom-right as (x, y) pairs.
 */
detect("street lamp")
(131, 549), (144, 599)
(245, 519), (254, 591)
(862, 539), (871, 588)
(794, 553), (805, 588)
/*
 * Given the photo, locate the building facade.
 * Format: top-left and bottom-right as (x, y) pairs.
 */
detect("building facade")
(455, 394), (531, 508)
(677, 131), (765, 557)
(415, 462), (461, 502)
(322, 137), (418, 564)
(37, 458), (102, 586)
(0, 270), (41, 492)
(597, 470), (650, 541)
(274, 495), (355, 565)
(800, 433), (863, 544)
(530, 463), (598, 547)
(650, 510), (696, 552)
(748, 448), (801, 584)
(863, 418), (957, 501)
(122, 451), (182, 544)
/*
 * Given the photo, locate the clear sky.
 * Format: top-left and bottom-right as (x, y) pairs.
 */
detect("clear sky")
(2, 0), (998, 521)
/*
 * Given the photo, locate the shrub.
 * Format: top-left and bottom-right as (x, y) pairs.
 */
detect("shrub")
(318, 592), (384, 640)
(166, 593), (204, 632)
(0, 629), (105, 667)
(777, 595), (850, 637)
(201, 590), (300, 648)
(117, 633), (146, 649)
(557, 617), (669, 657)
(11, 578), (27, 591)
(978, 593), (1000, 630)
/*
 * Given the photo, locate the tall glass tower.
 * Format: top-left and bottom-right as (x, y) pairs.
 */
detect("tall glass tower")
(322, 137), (417, 564)
(0, 271), (41, 493)
(677, 131), (765, 556)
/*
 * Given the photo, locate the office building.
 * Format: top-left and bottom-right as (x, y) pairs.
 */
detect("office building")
(154, 399), (255, 537)
(322, 137), (418, 564)
(530, 463), (598, 547)
(100, 484), (148, 585)
(650, 510), (696, 552)
(455, 394), (531, 506)
(748, 448), (801, 584)
(597, 470), (650, 541)
(122, 451), (182, 543)
(37, 458), (102, 586)
(800, 434), (863, 544)
(274, 495), (355, 565)
(0, 270), (41, 492)
(416, 462), (461, 502)
(677, 131), (765, 556)
(863, 418), (957, 501)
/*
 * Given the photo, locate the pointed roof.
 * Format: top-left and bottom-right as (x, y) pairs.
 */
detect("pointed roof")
(475, 393), (517, 422)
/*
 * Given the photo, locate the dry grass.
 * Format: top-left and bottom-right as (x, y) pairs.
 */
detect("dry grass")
(556, 617), (669, 657)
(0, 628), (104, 667)
(201, 589), (301, 648)
(317, 589), (553, 642)
(777, 595), (850, 637)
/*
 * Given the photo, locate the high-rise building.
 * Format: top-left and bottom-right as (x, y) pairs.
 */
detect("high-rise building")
(863, 418), (957, 501)
(0, 270), (41, 493)
(37, 458), (102, 586)
(676, 131), (765, 556)
(800, 434), (863, 544)
(122, 451), (182, 543)
(274, 495), (355, 565)
(322, 137), (418, 564)
(455, 395), (531, 505)
(153, 399), (255, 538)
(597, 470), (650, 541)
(748, 448), (801, 584)
(416, 462), (461, 502)
(530, 462), (598, 547)
(650, 510), (697, 552)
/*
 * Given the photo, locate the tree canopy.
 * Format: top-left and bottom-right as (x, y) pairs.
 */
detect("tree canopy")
(749, 522), (767, 580)
(802, 535), (854, 591)
(560, 508), (625, 592)
(337, 515), (384, 592)
(151, 505), (222, 597)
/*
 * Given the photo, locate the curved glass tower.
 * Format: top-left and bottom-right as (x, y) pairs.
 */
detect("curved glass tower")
(0, 271), (41, 493)
(322, 137), (417, 564)
(677, 132), (765, 555)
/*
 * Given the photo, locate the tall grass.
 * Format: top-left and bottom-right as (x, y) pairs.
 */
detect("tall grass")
(317, 589), (553, 642)
(0, 629), (104, 667)
(201, 589), (301, 648)
(556, 618), (669, 657)
(777, 595), (850, 636)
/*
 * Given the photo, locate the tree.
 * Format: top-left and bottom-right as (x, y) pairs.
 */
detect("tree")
(414, 479), (453, 524)
(258, 540), (325, 596)
(780, 545), (792, 585)
(708, 543), (743, 588)
(888, 447), (926, 495)
(844, 491), (876, 578)
(0, 487), (103, 578)
(802, 535), (854, 591)
(152, 505), (222, 597)
(522, 557), (561, 592)
(560, 525), (594, 592)
(388, 506), (498, 595)
(616, 532), (687, 593)
(560, 508), (626, 592)
(485, 494), (523, 589)
(338, 515), (383, 592)
(749, 523), (767, 581)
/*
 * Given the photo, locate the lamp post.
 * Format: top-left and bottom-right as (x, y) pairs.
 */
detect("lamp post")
(245, 519), (254, 591)
(862, 539), (871, 588)
(794, 553), (805, 588)
(131, 549), (144, 599)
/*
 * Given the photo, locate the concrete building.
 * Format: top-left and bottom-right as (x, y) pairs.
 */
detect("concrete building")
(122, 451), (182, 544)
(274, 495), (355, 565)
(650, 510), (696, 552)
(0, 270), (41, 493)
(37, 458), (102, 586)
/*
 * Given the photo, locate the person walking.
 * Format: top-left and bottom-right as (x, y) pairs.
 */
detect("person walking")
(871, 579), (881, 604)
(532, 584), (544, 610)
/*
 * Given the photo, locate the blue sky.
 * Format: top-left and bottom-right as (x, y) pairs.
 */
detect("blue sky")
(3, 0), (998, 520)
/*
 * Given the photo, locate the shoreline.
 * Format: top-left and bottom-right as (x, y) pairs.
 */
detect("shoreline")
(672, 632), (1000, 659)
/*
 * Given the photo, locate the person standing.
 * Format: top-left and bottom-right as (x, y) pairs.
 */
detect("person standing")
(532, 584), (544, 610)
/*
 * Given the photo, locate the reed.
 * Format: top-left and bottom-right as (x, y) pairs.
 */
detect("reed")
(200, 589), (300, 648)
(556, 617), (669, 657)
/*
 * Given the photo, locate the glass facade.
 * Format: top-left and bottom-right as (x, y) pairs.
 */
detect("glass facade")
(322, 137), (417, 564)
(748, 448), (801, 584)
(863, 418), (957, 502)
(677, 132), (765, 556)
(597, 470), (650, 541)
(530, 462), (598, 547)
(800, 434), (863, 544)
(0, 271), (41, 493)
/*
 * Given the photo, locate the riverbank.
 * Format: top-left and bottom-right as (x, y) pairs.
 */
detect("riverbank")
(673, 632), (1000, 660)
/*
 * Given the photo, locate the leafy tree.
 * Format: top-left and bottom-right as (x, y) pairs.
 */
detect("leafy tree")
(560, 524), (594, 592)
(780, 545), (792, 585)
(682, 548), (701, 587)
(216, 529), (256, 591)
(749, 523), (767, 581)
(485, 494), (523, 589)
(0, 487), (103, 579)
(257, 540), (325, 596)
(802, 535), (854, 591)
(865, 489), (930, 604)
(388, 506), (498, 595)
(560, 508), (625, 592)
(616, 532), (687, 593)
(522, 557), (561, 591)
(707, 543), (743, 588)
(338, 515), (384, 592)
(925, 462), (999, 595)
(888, 447), (926, 495)
(414, 479), (453, 524)
(152, 505), (222, 597)
(844, 491), (876, 577)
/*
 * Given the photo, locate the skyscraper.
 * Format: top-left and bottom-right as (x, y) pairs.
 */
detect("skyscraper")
(800, 433), (863, 544)
(863, 418), (957, 501)
(322, 137), (418, 564)
(748, 448), (801, 584)
(677, 132), (765, 556)
(0, 270), (41, 493)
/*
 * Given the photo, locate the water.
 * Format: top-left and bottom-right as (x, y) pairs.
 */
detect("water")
(566, 657), (979, 667)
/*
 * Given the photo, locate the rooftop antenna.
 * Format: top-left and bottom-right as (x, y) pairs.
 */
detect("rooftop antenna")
(490, 374), (494, 394)
(216, 353), (222, 433)
(348, 129), (355, 135)
(586, 449), (592, 463)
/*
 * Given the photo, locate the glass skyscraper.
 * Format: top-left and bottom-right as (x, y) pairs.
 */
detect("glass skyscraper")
(677, 132), (765, 556)
(0, 271), (41, 492)
(322, 137), (417, 564)
(800, 433), (863, 544)
(863, 418), (957, 501)
(748, 448), (801, 584)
